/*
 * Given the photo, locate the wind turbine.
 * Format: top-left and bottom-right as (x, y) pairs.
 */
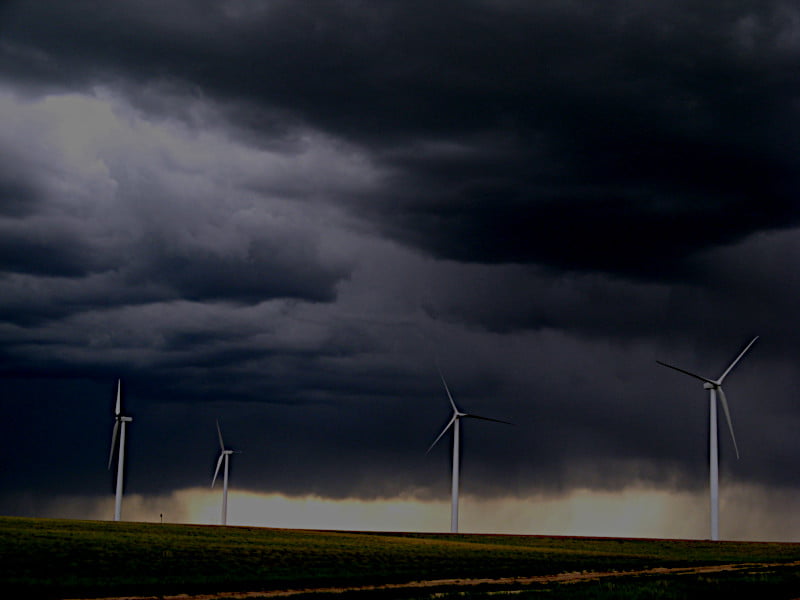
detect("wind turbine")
(211, 420), (237, 526)
(107, 379), (132, 522)
(656, 336), (758, 540)
(427, 369), (512, 533)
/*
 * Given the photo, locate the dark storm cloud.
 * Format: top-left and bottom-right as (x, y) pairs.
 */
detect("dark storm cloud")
(133, 232), (348, 304)
(0, 229), (99, 276)
(0, 0), (799, 531)
(415, 232), (798, 352)
(0, 171), (39, 217)
(3, 1), (798, 278)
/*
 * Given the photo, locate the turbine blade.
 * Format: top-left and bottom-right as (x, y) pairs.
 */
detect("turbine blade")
(108, 421), (119, 469)
(717, 336), (759, 384)
(655, 360), (716, 385)
(115, 379), (121, 416)
(437, 366), (460, 413)
(212, 454), (224, 487)
(717, 387), (740, 459)
(216, 420), (225, 451)
(465, 413), (514, 425)
(427, 414), (457, 454)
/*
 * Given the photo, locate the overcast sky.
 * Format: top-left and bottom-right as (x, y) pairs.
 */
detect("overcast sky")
(1, 1), (799, 539)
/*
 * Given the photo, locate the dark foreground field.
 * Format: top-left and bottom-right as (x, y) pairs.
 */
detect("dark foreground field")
(2, 516), (800, 599)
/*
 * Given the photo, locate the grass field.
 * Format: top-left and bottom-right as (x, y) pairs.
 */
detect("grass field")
(2, 516), (799, 598)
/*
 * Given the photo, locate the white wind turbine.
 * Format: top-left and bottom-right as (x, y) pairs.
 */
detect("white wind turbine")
(427, 370), (512, 533)
(656, 336), (758, 541)
(107, 379), (132, 522)
(211, 420), (238, 525)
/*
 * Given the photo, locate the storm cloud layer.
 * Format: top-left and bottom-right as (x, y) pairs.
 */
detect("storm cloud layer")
(0, 1), (798, 533)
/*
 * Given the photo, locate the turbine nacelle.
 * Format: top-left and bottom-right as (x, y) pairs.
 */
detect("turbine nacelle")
(428, 367), (512, 533)
(656, 336), (757, 540)
(212, 420), (239, 491)
(108, 383), (133, 470)
(657, 336), (756, 461)
(108, 378), (130, 522)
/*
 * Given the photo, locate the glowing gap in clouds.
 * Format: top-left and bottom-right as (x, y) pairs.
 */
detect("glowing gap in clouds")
(20, 485), (800, 542)
(183, 485), (798, 540)
(188, 491), (450, 532)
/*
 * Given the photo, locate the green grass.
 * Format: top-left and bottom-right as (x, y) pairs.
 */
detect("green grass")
(1, 516), (799, 598)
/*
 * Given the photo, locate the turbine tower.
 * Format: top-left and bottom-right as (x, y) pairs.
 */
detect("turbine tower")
(656, 336), (758, 541)
(427, 369), (511, 533)
(107, 379), (132, 522)
(212, 420), (237, 525)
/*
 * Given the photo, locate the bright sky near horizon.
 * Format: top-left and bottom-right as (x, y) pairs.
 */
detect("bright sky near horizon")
(12, 486), (799, 542)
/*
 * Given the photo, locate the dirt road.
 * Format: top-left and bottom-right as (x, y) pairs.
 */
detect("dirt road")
(65, 560), (800, 600)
